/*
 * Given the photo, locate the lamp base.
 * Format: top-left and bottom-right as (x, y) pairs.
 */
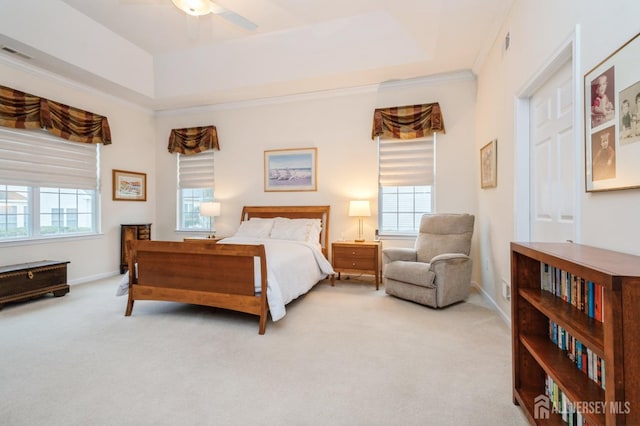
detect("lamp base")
(354, 238), (365, 243)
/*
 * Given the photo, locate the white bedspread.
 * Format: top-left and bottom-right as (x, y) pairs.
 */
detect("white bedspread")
(116, 237), (334, 322)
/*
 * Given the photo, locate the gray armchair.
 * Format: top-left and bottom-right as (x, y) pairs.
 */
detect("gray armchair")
(383, 213), (475, 308)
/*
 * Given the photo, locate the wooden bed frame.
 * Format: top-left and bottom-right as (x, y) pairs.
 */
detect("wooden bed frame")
(125, 205), (331, 334)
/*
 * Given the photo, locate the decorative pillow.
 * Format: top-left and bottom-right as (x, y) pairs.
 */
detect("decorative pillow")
(233, 218), (274, 239)
(270, 217), (321, 244)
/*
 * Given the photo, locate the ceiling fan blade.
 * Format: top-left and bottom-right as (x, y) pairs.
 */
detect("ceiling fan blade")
(209, 1), (257, 31)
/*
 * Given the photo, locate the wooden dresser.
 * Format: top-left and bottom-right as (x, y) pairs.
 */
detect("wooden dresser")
(120, 224), (151, 274)
(0, 260), (70, 309)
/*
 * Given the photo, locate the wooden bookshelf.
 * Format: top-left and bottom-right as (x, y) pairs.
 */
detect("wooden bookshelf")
(511, 242), (640, 425)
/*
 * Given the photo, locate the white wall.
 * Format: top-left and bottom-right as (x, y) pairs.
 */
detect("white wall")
(0, 59), (156, 283)
(154, 74), (479, 269)
(475, 0), (640, 319)
(0, 60), (478, 285)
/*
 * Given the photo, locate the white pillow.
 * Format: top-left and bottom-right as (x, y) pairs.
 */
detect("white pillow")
(306, 220), (322, 246)
(234, 218), (274, 239)
(270, 217), (321, 244)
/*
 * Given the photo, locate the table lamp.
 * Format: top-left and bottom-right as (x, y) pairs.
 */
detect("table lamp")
(200, 201), (221, 238)
(349, 200), (370, 242)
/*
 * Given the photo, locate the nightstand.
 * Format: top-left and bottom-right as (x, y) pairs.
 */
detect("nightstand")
(331, 241), (381, 290)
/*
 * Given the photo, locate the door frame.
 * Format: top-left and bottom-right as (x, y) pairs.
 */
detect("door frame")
(514, 25), (582, 242)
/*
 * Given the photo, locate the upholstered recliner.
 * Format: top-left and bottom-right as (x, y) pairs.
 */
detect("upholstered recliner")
(383, 213), (475, 308)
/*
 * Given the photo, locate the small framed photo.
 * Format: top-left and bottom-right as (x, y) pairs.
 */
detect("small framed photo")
(264, 147), (317, 192)
(112, 169), (147, 201)
(480, 139), (497, 188)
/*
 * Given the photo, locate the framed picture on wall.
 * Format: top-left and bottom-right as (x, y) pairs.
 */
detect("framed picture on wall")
(112, 169), (147, 201)
(480, 139), (497, 188)
(264, 147), (317, 192)
(585, 31), (640, 192)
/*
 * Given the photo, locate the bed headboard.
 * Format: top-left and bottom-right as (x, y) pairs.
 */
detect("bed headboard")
(240, 205), (331, 258)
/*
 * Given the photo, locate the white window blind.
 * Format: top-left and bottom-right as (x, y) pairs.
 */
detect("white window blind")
(0, 127), (97, 189)
(378, 137), (434, 187)
(178, 150), (215, 189)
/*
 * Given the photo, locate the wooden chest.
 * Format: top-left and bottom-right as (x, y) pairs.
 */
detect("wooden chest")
(0, 260), (70, 309)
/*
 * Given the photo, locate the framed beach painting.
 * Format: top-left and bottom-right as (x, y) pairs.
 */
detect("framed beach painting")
(112, 169), (147, 201)
(264, 148), (317, 192)
(585, 31), (640, 192)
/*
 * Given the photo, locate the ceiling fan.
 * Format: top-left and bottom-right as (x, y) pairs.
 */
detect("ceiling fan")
(124, 0), (257, 31)
(171, 0), (257, 30)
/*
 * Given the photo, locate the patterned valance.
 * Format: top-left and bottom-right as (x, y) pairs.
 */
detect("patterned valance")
(0, 85), (112, 145)
(371, 102), (445, 140)
(168, 126), (219, 155)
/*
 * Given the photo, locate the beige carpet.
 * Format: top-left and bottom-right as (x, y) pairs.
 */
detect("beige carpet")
(0, 275), (528, 426)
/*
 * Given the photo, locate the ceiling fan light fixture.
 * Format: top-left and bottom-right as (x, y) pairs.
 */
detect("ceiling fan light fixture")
(171, 0), (212, 16)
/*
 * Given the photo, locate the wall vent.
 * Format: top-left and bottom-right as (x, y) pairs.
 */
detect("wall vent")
(1, 46), (32, 60)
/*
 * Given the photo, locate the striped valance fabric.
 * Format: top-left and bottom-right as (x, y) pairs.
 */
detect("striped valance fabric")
(0, 85), (111, 145)
(371, 102), (445, 140)
(168, 126), (219, 155)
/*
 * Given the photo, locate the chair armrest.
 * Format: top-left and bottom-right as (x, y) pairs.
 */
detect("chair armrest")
(429, 254), (473, 307)
(429, 253), (472, 277)
(429, 253), (470, 264)
(382, 248), (417, 266)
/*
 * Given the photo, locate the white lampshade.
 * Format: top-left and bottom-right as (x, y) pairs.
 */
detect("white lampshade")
(348, 200), (371, 217)
(200, 202), (221, 217)
(171, 0), (212, 16)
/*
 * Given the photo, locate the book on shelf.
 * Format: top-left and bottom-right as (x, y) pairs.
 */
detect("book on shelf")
(549, 320), (605, 390)
(546, 375), (586, 426)
(540, 263), (604, 322)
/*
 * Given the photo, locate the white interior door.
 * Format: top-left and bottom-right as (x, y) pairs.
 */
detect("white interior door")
(529, 60), (576, 242)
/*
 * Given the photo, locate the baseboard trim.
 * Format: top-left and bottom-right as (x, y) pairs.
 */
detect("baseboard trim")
(471, 281), (511, 327)
(68, 270), (120, 286)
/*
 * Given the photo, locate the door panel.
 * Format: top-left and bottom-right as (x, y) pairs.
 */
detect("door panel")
(530, 60), (575, 242)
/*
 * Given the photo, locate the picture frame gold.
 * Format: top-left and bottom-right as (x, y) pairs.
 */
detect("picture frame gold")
(112, 169), (147, 201)
(264, 148), (317, 192)
(480, 139), (497, 188)
(584, 31), (640, 192)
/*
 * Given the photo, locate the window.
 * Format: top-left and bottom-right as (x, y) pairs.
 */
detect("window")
(0, 128), (99, 241)
(378, 135), (435, 235)
(177, 150), (214, 231)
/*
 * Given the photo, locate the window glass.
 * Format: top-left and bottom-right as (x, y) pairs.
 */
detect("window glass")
(177, 151), (215, 231)
(0, 127), (98, 242)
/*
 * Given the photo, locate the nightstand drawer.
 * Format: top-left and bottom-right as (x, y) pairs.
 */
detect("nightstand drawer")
(333, 257), (376, 270)
(332, 246), (376, 259)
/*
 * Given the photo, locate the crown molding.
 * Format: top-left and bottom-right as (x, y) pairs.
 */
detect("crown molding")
(0, 53), (154, 114)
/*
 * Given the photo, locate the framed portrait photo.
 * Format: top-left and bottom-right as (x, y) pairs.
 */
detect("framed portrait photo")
(480, 139), (497, 188)
(112, 169), (147, 201)
(264, 148), (317, 192)
(585, 32), (640, 192)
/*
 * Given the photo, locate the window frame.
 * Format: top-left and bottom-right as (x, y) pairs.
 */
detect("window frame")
(377, 134), (436, 237)
(176, 150), (215, 233)
(0, 128), (100, 243)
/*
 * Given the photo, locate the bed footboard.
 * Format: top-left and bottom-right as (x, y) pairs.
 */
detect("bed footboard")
(126, 240), (269, 334)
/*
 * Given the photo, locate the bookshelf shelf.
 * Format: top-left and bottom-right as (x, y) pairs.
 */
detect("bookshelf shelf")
(511, 242), (640, 425)
(519, 289), (604, 356)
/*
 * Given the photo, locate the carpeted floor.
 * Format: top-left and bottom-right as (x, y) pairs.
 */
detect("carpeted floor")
(0, 275), (528, 426)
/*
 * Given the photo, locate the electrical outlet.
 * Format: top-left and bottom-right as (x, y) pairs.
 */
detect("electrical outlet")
(501, 279), (511, 300)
